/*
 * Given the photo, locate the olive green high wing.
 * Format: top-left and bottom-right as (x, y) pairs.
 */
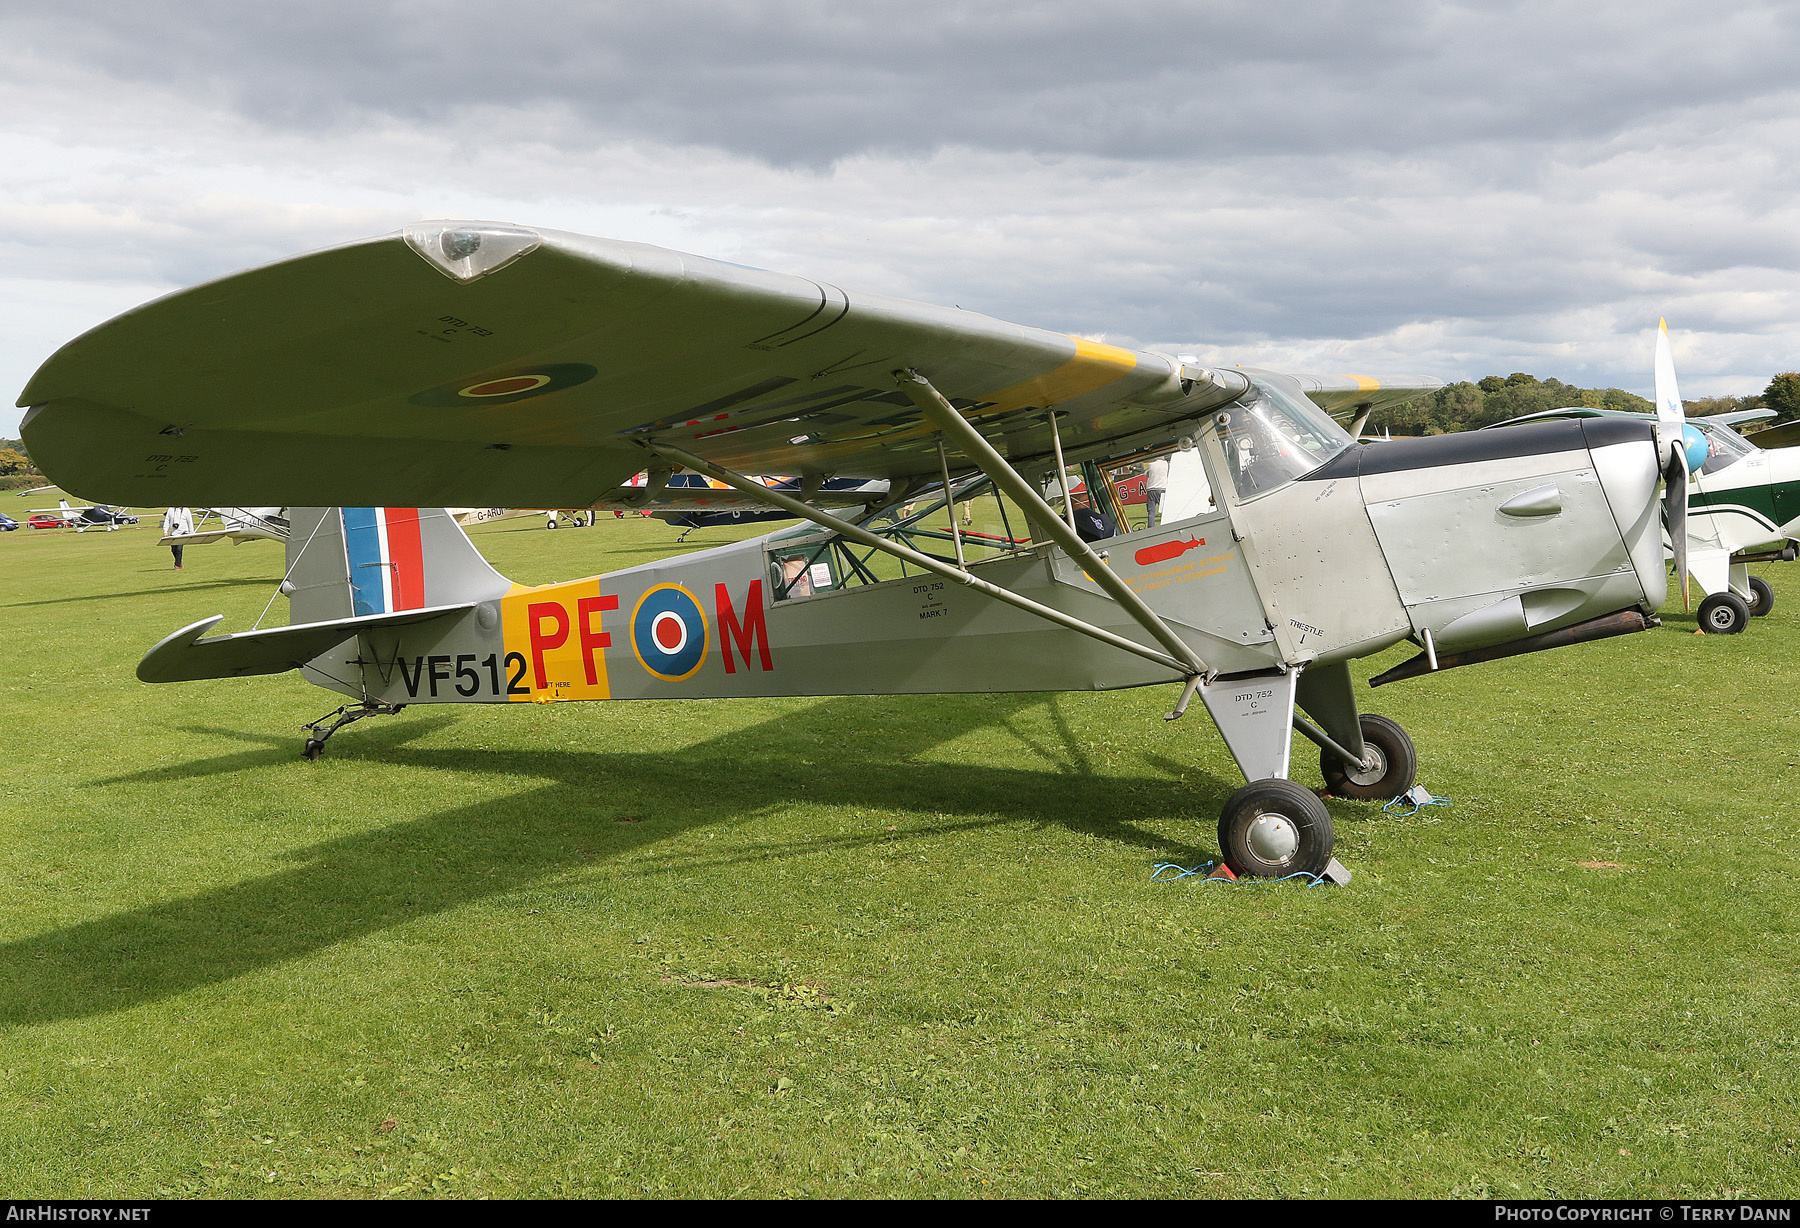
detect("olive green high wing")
(18, 220), (1439, 507)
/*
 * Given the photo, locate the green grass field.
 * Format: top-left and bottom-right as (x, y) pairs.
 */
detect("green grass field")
(2, 506), (1799, 1199)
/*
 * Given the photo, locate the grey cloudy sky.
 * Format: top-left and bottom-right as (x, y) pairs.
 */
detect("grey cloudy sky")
(5, 0), (1799, 436)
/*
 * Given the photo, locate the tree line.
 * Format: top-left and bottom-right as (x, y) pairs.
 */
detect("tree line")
(1383, 372), (1800, 436)
(0, 438), (41, 491)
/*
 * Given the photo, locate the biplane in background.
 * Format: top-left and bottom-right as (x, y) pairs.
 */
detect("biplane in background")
(17, 221), (1695, 878)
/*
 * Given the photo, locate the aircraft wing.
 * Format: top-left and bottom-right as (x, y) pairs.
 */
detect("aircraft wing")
(160, 530), (240, 547)
(19, 220), (1437, 508)
(1715, 408), (1777, 428)
(138, 605), (475, 683)
(1747, 420), (1800, 450)
(1291, 374), (1444, 421)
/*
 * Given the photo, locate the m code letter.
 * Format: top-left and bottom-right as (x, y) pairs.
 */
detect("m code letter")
(716, 580), (773, 673)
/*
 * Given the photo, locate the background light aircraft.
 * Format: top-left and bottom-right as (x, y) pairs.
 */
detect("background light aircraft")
(27, 498), (138, 530)
(17, 220), (1691, 878)
(164, 506), (289, 547)
(1490, 323), (1800, 634)
(166, 506), (540, 547)
(587, 471), (891, 539)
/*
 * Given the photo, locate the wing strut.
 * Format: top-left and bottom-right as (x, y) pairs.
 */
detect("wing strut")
(935, 439), (967, 568)
(644, 443), (1196, 678)
(1045, 408), (1079, 533)
(895, 370), (1209, 678)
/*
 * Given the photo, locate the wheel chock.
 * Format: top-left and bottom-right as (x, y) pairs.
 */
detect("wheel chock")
(1207, 862), (1238, 882)
(1320, 857), (1353, 886)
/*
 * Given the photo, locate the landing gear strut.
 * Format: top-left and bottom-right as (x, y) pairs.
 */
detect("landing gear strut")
(301, 701), (405, 759)
(1214, 710), (1419, 878)
(1747, 575), (1775, 617)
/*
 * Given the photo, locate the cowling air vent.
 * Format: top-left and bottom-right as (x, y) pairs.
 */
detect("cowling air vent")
(403, 221), (541, 282)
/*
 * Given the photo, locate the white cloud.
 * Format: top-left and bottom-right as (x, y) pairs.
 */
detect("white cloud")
(5, 0), (1800, 435)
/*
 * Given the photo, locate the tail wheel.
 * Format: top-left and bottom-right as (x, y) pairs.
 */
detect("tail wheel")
(1747, 575), (1775, 617)
(302, 739), (324, 761)
(1218, 779), (1334, 879)
(1320, 714), (1417, 801)
(1699, 591), (1750, 634)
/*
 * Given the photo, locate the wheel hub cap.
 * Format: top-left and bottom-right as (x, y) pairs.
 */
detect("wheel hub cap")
(1245, 812), (1300, 862)
(1345, 745), (1389, 787)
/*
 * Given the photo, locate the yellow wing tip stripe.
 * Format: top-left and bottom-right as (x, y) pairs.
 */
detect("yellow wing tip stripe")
(1330, 374), (1384, 392)
(1068, 336), (1141, 369)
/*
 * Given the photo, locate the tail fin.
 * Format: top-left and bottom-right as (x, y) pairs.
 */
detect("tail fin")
(285, 508), (513, 625)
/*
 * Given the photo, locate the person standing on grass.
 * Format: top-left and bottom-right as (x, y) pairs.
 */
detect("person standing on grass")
(1144, 456), (1168, 528)
(162, 505), (193, 569)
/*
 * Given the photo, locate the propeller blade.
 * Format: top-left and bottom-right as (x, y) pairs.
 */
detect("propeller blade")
(1654, 318), (1684, 431)
(1665, 448), (1690, 611)
(1655, 319), (1692, 610)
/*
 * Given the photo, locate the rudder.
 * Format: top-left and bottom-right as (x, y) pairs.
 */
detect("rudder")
(285, 508), (513, 626)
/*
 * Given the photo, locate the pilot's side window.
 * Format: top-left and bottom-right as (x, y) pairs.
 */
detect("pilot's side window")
(768, 549), (836, 600)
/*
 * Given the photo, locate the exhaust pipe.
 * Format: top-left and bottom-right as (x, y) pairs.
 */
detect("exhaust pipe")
(1369, 608), (1658, 688)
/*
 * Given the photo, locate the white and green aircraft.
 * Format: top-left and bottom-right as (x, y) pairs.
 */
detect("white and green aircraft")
(1493, 322), (1800, 634)
(15, 221), (1696, 879)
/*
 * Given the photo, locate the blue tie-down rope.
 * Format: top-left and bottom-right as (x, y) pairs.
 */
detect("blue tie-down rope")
(1383, 784), (1452, 818)
(1150, 860), (1328, 888)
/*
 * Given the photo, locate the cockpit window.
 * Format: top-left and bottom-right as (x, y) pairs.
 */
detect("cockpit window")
(1695, 420), (1754, 476)
(1215, 379), (1353, 499)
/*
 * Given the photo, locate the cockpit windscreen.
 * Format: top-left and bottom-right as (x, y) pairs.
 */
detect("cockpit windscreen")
(1216, 380), (1353, 498)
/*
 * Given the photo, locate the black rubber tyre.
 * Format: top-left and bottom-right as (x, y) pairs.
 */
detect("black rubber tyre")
(302, 738), (324, 760)
(1320, 713), (1418, 801)
(1698, 590), (1750, 634)
(1217, 778), (1335, 879)
(1747, 575), (1775, 617)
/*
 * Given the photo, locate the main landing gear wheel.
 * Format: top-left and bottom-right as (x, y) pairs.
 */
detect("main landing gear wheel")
(1698, 591), (1750, 634)
(1218, 779), (1334, 879)
(1747, 575), (1775, 617)
(1320, 714), (1417, 801)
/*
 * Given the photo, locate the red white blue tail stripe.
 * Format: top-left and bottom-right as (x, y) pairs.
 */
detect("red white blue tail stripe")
(342, 507), (426, 616)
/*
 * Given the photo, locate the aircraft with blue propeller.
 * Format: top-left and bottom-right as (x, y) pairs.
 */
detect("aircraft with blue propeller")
(1489, 321), (1800, 634)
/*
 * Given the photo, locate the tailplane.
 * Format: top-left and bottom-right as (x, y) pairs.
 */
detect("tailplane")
(138, 508), (513, 684)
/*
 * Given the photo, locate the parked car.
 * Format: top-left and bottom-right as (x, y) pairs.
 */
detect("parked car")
(0, 513), (16, 531)
(27, 513), (71, 529)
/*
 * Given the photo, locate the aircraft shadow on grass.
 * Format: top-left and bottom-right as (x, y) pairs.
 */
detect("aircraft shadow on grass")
(5, 577), (275, 608)
(1, 694), (1237, 1029)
